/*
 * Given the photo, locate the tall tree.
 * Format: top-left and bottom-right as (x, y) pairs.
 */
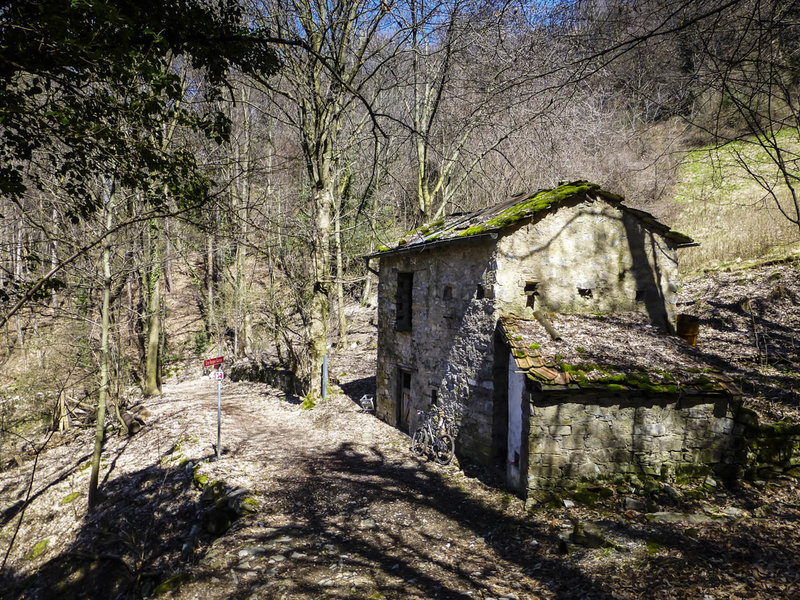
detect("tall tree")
(249, 0), (400, 398)
(88, 185), (114, 508)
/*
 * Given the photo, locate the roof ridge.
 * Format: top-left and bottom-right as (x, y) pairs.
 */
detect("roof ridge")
(370, 181), (692, 257)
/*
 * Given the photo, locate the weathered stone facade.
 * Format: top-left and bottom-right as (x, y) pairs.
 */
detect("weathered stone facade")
(370, 185), (695, 474)
(375, 239), (503, 463)
(518, 387), (743, 493)
(495, 202), (679, 331)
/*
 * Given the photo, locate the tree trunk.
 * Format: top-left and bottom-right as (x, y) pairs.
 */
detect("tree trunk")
(234, 83), (252, 358)
(334, 185), (347, 349)
(88, 201), (113, 509)
(143, 221), (162, 396)
(307, 183), (332, 400)
(205, 233), (215, 338)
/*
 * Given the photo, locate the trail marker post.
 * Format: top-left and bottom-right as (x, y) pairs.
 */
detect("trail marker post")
(203, 356), (225, 458)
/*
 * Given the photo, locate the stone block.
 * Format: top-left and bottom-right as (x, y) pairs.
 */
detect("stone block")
(710, 418), (735, 434)
(549, 425), (572, 436)
(541, 453), (570, 468)
(575, 461), (601, 477)
(686, 406), (712, 419)
(631, 434), (654, 447)
(640, 423), (667, 437)
(561, 436), (585, 451)
(532, 405), (561, 420)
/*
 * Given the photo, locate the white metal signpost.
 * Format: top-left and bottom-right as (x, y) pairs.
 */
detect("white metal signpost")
(203, 356), (224, 458)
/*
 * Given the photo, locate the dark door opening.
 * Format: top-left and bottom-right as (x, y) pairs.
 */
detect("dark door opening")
(397, 368), (412, 432)
(492, 332), (509, 470)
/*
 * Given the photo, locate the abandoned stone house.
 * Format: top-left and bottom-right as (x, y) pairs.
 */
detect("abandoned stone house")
(365, 181), (744, 495)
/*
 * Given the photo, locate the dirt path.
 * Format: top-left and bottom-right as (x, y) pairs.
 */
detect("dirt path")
(2, 377), (799, 600)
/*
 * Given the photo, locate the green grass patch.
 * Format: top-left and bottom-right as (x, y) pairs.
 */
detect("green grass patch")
(61, 492), (80, 505)
(645, 540), (663, 555)
(29, 539), (49, 559)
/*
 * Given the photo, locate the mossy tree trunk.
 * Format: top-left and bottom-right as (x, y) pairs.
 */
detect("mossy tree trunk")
(251, 0), (392, 399)
(233, 83), (252, 358)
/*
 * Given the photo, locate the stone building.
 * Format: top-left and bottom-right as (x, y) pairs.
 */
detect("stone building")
(365, 181), (743, 493)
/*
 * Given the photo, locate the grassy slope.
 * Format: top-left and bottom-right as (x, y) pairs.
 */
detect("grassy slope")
(668, 128), (800, 273)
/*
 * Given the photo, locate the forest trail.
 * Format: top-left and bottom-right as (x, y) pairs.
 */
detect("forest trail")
(2, 377), (569, 600)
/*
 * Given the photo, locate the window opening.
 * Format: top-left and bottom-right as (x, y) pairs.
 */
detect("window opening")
(395, 272), (413, 331)
(476, 284), (485, 299)
(442, 285), (453, 301)
(431, 388), (438, 405)
(524, 281), (539, 309)
(578, 288), (593, 299)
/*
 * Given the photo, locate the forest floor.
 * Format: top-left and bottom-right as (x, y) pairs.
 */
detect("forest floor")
(1, 259), (800, 600)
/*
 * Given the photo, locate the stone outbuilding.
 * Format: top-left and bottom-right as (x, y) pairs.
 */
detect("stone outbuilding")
(365, 181), (743, 492)
(499, 312), (743, 495)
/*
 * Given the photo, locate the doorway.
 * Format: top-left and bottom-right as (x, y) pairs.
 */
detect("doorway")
(396, 368), (411, 432)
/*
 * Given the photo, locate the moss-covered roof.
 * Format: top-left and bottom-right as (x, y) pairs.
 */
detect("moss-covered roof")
(370, 181), (693, 257)
(499, 313), (740, 396)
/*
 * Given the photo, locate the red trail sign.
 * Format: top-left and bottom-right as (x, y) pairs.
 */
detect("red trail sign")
(203, 356), (224, 367)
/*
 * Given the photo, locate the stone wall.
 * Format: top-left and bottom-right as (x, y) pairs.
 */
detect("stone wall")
(523, 388), (744, 492)
(375, 239), (503, 464)
(229, 359), (300, 395)
(494, 201), (679, 331)
(737, 408), (800, 480)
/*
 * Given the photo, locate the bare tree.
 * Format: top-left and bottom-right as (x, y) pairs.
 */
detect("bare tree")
(247, 0), (403, 399)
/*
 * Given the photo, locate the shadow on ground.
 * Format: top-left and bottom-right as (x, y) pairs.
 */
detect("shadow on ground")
(4, 439), (799, 599)
(0, 451), (220, 600)
(339, 375), (376, 407)
(186, 443), (799, 599)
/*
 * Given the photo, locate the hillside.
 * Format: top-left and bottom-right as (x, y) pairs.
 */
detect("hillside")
(667, 132), (800, 273)
(678, 257), (800, 422)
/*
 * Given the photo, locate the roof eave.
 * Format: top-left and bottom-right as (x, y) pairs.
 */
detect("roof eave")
(364, 231), (496, 260)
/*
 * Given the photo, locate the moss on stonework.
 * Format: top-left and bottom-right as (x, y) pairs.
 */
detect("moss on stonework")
(394, 218), (449, 247)
(664, 230), (694, 245)
(241, 497), (259, 512)
(759, 420), (800, 437)
(419, 218), (445, 234)
(484, 181), (599, 230)
(377, 245), (390, 252)
(557, 362), (683, 394)
(572, 488), (599, 506)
